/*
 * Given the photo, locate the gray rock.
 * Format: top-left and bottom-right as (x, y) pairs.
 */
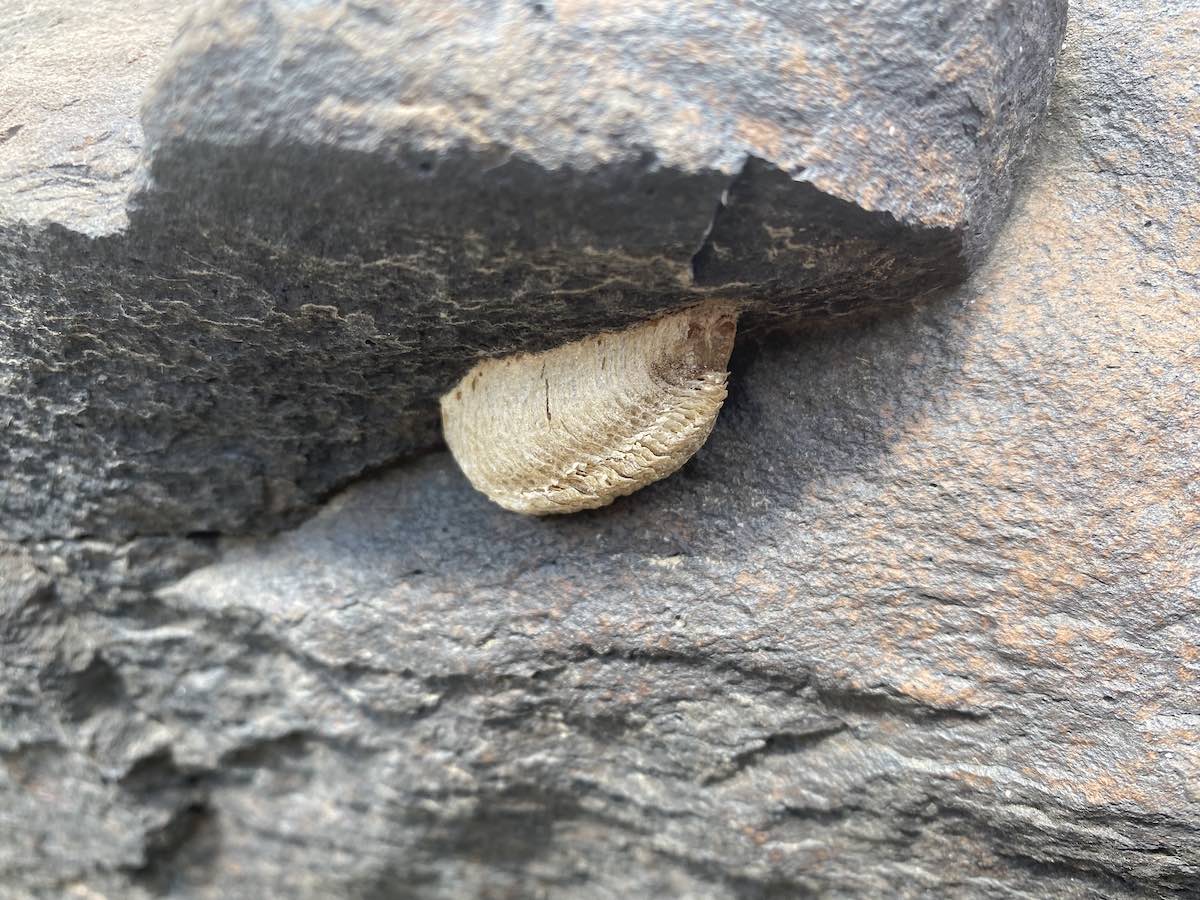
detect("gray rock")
(0, 0), (1066, 540)
(5, 0), (1200, 895)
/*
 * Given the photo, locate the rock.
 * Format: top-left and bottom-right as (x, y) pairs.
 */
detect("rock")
(4, 1), (1198, 896)
(0, 0), (1066, 540)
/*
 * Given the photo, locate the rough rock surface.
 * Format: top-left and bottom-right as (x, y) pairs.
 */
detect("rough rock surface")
(4, 0), (1199, 898)
(0, 0), (1066, 540)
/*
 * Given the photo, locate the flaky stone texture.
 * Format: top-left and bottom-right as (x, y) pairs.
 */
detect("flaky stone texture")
(0, 0), (1066, 540)
(0, 0), (185, 235)
(146, 0), (1061, 263)
(441, 303), (737, 515)
(2, 3), (1197, 897)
